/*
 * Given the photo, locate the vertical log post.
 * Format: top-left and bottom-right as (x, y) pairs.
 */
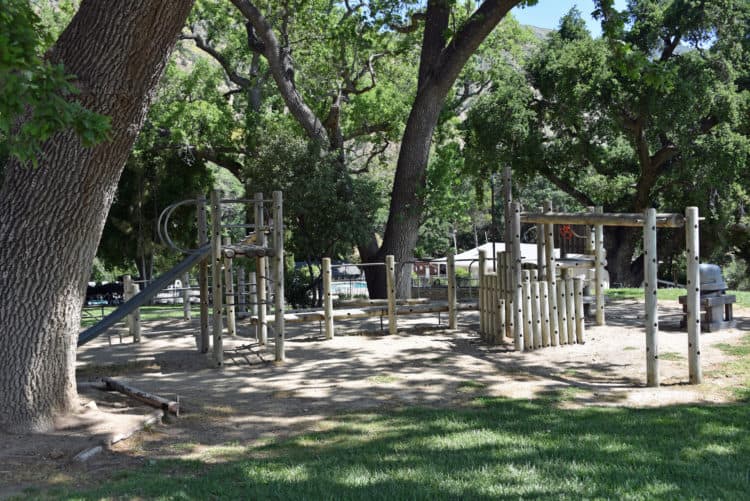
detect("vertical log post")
(489, 272), (497, 342)
(210, 189), (224, 367)
(503, 252), (513, 339)
(565, 277), (575, 344)
(537, 206), (546, 280)
(557, 278), (568, 345)
(496, 251), (504, 343)
(522, 270), (533, 350)
(323, 257), (334, 340)
(386, 255), (397, 335)
(123, 275), (141, 342)
(478, 249), (487, 337)
(447, 253), (457, 329)
(686, 207), (702, 384)
(574, 277), (585, 344)
(123, 275), (132, 332)
(237, 268), (246, 314)
(254, 193), (267, 345)
(503, 165), (513, 247)
(182, 272), (191, 320)
(540, 280), (550, 347)
(512, 202), (524, 351)
(644, 208), (659, 387)
(543, 201), (559, 346)
(272, 191), (285, 362)
(531, 279), (542, 349)
(222, 236), (236, 338)
(197, 197), (209, 353)
(594, 206), (606, 326)
(249, 272), (257, 317)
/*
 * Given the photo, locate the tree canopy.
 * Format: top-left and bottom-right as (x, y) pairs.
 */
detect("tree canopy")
(464, 1), (750, 283)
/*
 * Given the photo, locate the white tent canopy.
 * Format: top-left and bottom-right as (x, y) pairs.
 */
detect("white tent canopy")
(432, 242), (608, 286)
(432, 242), (556, 277)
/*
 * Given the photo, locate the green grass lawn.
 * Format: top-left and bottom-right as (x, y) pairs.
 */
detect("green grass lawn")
(57, 289), (750, 499)
(606, 288), (750, 307)
(35, 398), (750, 500)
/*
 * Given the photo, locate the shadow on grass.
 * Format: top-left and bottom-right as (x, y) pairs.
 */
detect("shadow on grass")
(41, 399), (750, 500)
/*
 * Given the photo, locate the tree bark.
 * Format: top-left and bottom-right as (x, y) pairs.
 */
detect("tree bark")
(366, 0), (520, 298)
(0, 0), (194, 433)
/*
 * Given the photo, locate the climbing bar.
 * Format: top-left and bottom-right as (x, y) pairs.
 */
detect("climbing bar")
(520, 212), (685, 228)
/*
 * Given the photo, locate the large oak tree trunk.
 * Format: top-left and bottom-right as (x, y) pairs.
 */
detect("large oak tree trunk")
(0, 0), (194, 433)
(364, 0), (520, 299)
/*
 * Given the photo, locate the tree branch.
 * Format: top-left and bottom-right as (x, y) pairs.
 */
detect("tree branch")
(344, 121), (391, 141)
(660, 34), (682, 62)
(389, 11), (426, 33)
(539, 168), (595, 207)
(180, 33), (252, 89)
(230, 0), (329, 146)
(431, 0), (521, 92)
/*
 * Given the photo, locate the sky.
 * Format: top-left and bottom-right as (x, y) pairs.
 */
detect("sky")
(510, 0), (627, 37)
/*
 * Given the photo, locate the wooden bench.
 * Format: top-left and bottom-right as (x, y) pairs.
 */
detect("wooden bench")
(678, 294), (736, 332)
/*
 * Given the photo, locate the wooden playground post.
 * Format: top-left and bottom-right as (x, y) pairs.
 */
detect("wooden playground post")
(574, 277), (585, 343)
(503, 252), (513, 339)
(497, 251), (506, 343)
(197, 197), (209, 353)
(686, 207), (702, 384)
(182, 272), (191, 320)
(594, 206), (606, 326)
(565, 277), (575, 344)
(447, 253), (457, 329)
(644, 208), (659, 387)
(543, 201), (559, 346)
(237, 268), (246, 314)
(511, 202), (524, 351)
(540, 280), (551, 347)
(222, 236), (236, 338)
(557, 278), (568, 345)
(503, 165), (512, 246)
(249, 272), (258, 317)
(123, 275), (141, 342)
(386, 255), (397, 335)
(323, 257), (334, 339)
(522, 270), (533, 350)
(478, 250), (487, 337)
(254, 192), (267, 345)
(531, 279), (542, 349)
(210, 190), (224, 367)
(272, 191), (285, 362)
(537, 206), (546, 279)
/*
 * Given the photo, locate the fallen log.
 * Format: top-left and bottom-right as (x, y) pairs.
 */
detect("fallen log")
(101, 377), (179, 415)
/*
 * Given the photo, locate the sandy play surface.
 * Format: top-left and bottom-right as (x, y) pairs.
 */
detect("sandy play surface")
(2, 298), (748, 496)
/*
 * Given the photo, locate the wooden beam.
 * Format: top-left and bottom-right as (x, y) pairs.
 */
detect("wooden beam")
(521, 212), (685, 228)
(101, 377), (179, 415)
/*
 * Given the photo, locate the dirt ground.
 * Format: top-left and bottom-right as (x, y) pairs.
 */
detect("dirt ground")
(2, 298), (749, 497)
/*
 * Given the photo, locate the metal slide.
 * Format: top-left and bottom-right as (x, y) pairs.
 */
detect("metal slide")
(77, 244), (210, 347)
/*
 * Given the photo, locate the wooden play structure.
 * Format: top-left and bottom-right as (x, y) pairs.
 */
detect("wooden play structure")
(153, 190), (286, 365)
(84, 173), (705, 389)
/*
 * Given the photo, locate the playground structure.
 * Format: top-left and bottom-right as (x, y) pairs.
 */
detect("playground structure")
(486, 201), (702, 387)
(78, 172), (705, 388)
(78, 191), (286, 366)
